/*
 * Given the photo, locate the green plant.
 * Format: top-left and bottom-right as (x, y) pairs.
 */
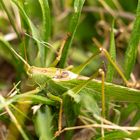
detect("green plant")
(0, 0), (140, 140)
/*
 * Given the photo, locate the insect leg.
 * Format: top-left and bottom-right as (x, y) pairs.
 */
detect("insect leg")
(71, 49), (100, 74)
(50, 34), (69, 67)
(99, 69), (105, 140)
(47, 93), (63, 136)
(93, 38), (129, 86)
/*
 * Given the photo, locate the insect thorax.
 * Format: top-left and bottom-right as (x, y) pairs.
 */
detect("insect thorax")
(29, 66), (78, 85)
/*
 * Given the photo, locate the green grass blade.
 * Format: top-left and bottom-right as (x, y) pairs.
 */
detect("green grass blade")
(120, 103), (136, 120)
(96, 131), (128, 140)
(15, 94), (55, 105)
(63, 95), (80, 140)
(38, 0), (51, 64)
(0, 96), (30, 140)
(130, 131), (140, 139)
(97, 130), (140, 140)
(34, 105), (54, 140)
(0, 94), (55, 110)
(38, 0), (51, 41)
(106, 20), (116, 82)
(130, 110), (140, 126)
(12, 0), (45, 66)
(59, 0), (85, 68)
(124, 0), (140, 79)
(0, 0), (20, 39)
(10, 104), (30, 120)
(7, 107), (30, 140)
(5, 88), (41, 140)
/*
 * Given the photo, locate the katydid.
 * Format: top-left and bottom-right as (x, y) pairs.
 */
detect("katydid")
(3, 36), (139, 139)
(7, 37), (129, 86)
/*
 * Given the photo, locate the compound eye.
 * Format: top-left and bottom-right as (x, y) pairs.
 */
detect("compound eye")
(62, 71), (69, 78)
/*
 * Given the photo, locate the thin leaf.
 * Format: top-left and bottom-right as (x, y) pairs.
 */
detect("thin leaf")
(96, 130), (128, 140)
(130, 110), (140, 126)
(0, 96), (30, 140)
(59, 0), (85, 68)
(12, 0), (45, 66)
(38, 0), (51, 41)
(106, 19), (116, 82)
(0, 94), (55, 110)
(124, 0), (140, 79)
(120, 103), (137, 123)
(63, 95), (80, 140)
(38, 0), (51, 64)
(0, 0), (20, 39)
(34, 105), (54, 140)
(96, 130), (140, 139)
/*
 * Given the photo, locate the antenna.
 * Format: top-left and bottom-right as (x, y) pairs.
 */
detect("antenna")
(24, 33), (57, 54)
(9, 46), (30, 69)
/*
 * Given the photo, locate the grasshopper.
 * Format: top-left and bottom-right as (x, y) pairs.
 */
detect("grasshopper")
(1, 35), (140, 140)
